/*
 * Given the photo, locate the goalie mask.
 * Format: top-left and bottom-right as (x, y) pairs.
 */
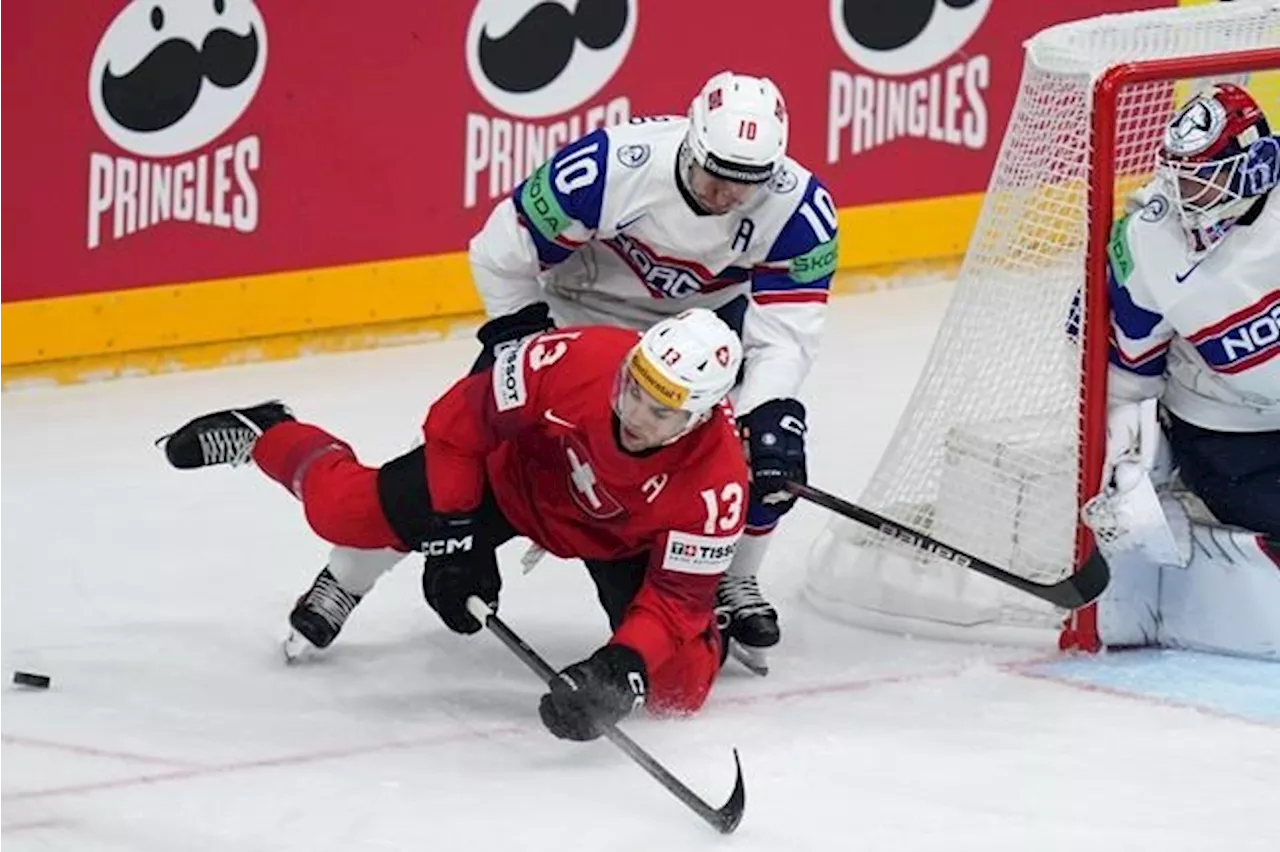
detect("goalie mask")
(1156, 83), (1279, 252)
(678, 71), (789, 215)
(612, 309), (742, 451)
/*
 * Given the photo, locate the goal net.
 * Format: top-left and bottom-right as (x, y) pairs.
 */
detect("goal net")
(804, 2), (1280, 649)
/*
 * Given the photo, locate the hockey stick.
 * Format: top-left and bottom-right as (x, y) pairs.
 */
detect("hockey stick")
(787, 481), (1111, 610)
(465, 597), (746, 834)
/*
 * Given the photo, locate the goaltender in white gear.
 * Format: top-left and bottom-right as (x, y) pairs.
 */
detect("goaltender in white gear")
(1084, 83), (1280, 660)
(466, 71), (839, 668)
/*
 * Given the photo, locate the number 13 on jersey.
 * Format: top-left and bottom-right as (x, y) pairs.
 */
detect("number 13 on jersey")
(701, 482), (744, 534)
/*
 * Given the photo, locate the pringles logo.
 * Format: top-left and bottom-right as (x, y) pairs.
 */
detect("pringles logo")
(463, 0), (637, 208)
(86, 0), (267, 248)
(827, 0), (991, 162)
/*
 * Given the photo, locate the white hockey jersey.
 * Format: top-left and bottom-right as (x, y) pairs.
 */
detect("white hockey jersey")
(1106, 185), (1280, 431)
(467, 117), (839, 414)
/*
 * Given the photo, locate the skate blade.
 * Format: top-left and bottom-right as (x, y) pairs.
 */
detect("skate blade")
(282, 630), (320, 664)
(728, 640), (769, 677)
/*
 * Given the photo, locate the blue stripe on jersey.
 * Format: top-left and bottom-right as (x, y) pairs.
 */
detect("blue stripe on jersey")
(1109, 343), (1168, 377)
(512, 212), (575, 267)
(755, 175), (839, 294)
(1187, 289), (1280, 373)
(752, 268), (807, 293)
(1109, 268), (1164, 340)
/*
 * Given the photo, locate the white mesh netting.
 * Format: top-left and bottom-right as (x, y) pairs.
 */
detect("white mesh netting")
(805, 2), (1280, 645)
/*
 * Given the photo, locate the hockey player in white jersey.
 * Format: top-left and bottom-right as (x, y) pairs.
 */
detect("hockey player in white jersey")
(1084, 83), (1280, 659)
(465, 71), (839, 671)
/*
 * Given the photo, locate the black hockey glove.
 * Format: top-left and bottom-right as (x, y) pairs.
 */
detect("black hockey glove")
(420, 514), (501, 634)
(739, 398), (808, 515)
(468, 302), (556, 375)
(538, 644), (648, 742)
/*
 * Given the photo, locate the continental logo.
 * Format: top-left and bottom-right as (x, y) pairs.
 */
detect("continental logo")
(628, 348), (688, 408)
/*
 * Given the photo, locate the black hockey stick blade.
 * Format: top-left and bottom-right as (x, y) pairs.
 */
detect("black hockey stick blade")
(465, 597), (747, 834)
(717, 748), (747, 833)
(787, 481), (1110, 610)
(601, 731), (745, 834)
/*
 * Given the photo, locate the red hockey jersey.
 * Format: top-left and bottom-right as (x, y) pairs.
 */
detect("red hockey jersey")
(423, 326), (748, 672)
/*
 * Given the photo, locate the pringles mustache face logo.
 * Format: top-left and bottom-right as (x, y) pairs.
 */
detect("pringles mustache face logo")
(88, 0), (268, 157)
(466, 0), (636, 118)
(830, 0), (991, 76)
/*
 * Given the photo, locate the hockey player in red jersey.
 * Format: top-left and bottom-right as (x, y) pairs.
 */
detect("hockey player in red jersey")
(159, 308), (748, 740)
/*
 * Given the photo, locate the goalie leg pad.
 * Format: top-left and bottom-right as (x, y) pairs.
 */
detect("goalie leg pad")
(1158, 524), (1280, 660)
(1095, 546), (1161, 649)
(1094, 493), (1193, 650)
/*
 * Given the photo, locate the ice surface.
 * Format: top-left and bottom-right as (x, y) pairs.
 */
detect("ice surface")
(4, 281), (1278, 851)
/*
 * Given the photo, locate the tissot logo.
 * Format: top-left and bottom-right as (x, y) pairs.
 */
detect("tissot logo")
(463, 0), (637, 208)
(827, 0), (991, 162)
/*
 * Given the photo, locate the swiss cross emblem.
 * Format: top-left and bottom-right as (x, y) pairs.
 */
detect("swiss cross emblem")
(707, 89), (723, 110)
(716, 345), (731, 366)
(563, 436), (625, 520)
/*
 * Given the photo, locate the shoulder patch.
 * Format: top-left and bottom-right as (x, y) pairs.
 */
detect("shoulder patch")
(616, 143), (651, 168)
(768, 167), (799, 194)
(492, 339), (530, 412)
(1139, 193), (1170, 223)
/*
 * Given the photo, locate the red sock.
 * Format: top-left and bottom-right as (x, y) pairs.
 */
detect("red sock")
(253, 422), (407, 550)
(647, 628), (721, 716)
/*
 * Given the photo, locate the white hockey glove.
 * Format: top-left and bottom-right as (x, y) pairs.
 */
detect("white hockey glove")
(1082, 399), (1184, 566)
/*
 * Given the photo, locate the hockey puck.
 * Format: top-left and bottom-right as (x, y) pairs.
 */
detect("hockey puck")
(12, 671), (51, 689)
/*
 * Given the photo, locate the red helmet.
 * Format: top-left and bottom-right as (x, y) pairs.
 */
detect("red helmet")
(1156, 83), (1276, 244)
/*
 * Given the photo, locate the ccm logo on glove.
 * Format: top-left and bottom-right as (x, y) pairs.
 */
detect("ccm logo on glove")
(422, 535), (474, 557)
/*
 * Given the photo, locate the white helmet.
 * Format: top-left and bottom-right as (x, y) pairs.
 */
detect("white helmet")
(685, 71), (788, 185)
(614, 309), (742, 447)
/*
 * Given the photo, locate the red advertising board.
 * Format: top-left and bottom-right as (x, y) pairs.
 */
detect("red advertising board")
(2, 0), (1170, 307)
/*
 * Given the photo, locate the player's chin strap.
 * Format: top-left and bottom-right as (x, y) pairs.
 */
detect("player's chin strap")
(1081, 399), (1188, 567)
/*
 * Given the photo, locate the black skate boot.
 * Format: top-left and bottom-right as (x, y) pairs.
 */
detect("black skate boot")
(158, 401), (294, 469)
(284, 567), (363, 661)
(716, 575), (779, 676)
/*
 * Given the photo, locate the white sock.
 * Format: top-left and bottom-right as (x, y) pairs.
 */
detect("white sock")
(727, 531), (773, 580)
(328, 546), (407, 596)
